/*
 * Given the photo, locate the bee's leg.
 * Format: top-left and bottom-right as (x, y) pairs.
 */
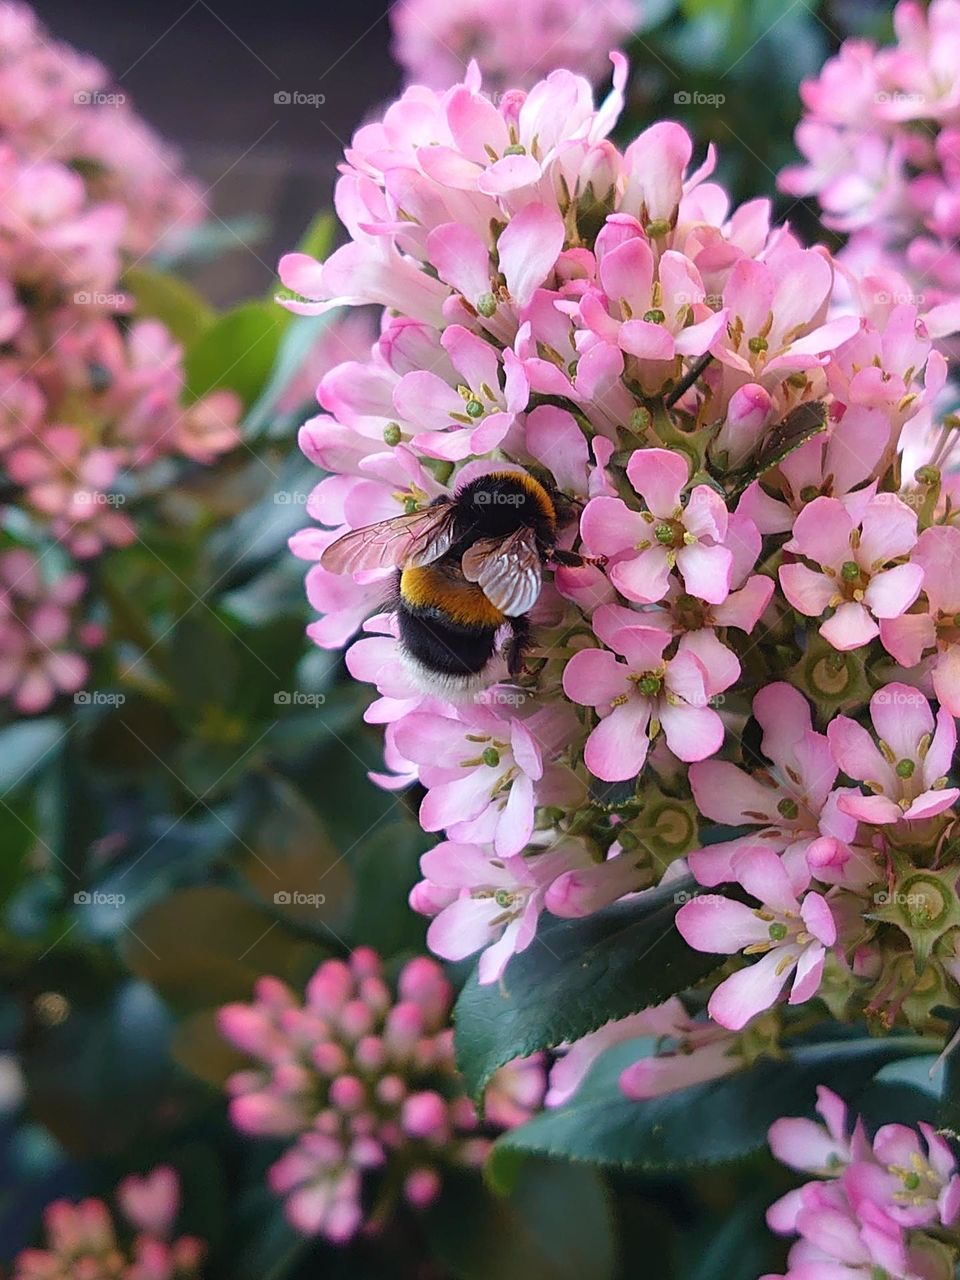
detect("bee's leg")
(548, 549), (607, 569)
(505, 615), (531, 676)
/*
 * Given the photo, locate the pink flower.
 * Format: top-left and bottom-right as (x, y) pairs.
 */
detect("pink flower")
(765, 1086), (960, 1280)
(769, 1085), (865, 1177)
(711, 247), (860, 386)
(677, 849), (838, 1031)
(394, 703), (580, 856)
(392, 324), (529, 461)
(0, 549), (97, 714)
(563, 615), (730, 783)
(827, 683), (959, 824)
(174, 389), (242, 464)
(618, 1004), (741, 1101)
(413, 838), (592, 983)
(779, 493), (924, 650)
(390, 0), (634, 91)
(116, 1166), (180, 1239)
(582, 448), (740, 606)
(688, 682), (870, 891)
(737, 405), (888, 536)
(881, 524), (960, 716)
(543, 998), (740, 1107)
(12, 1169), (203, 1280)
(218, 949), (545, 1241)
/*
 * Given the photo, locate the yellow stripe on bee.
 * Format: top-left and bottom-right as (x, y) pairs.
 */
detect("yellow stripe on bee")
(485, 470), (557, 529)
(400, 565), (505, 627)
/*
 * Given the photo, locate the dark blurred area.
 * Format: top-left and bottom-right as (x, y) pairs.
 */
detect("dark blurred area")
(34, 0), (400, 303)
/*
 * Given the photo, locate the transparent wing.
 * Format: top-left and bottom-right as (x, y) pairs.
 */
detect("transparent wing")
(320, 503), (456, 574)
(461, 528), (542, 616)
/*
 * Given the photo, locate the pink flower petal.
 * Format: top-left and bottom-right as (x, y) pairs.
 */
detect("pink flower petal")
(498, 204), (565, 307)
(626, 447), (688, 517)
(708, 948), (796, 1031)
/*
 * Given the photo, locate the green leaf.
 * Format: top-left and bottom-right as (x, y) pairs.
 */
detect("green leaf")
(938, 1026), (960, 1137)
(184, 301), (290, 410)
(0, 718), (65, 793)
(243, 313), (330, 437)
(21, 979), (174, 1157)
(454, 876), (722, 1100)
(489, 1034), (938, 1180)
(239, 772), (352, 932)
(123, 265), (214, 347)
(168, 612), (241, 714)
(678, 1190), (778, 1280)
(120, 885), (323, 1011)
(171, 1007), (248, 1087)
(425, 1161), (616, 1280)
(725, 401), (828, 499)
(350, 819), (430, 956)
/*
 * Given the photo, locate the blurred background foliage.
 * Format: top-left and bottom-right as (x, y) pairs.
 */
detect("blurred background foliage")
(0, 1), (909, 1276)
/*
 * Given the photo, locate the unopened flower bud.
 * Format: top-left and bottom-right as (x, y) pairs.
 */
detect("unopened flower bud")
(401, 1090), (449, 1140)
(404, 1167), (442, 1208)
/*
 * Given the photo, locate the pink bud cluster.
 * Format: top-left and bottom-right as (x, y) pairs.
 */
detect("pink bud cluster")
(780, 0), (960, 346)
(0, 548), (102, 713)
(217, 948), (545, 1243)
(763, 1086), (960, 1280)
(13, 1166), (204, 1280)
(389, 0), (636, 92)
(0, 2), (240, 564)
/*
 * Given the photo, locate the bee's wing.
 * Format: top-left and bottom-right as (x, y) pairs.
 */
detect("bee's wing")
(320, 503), (456, 574)
(461, 528), (542, 617)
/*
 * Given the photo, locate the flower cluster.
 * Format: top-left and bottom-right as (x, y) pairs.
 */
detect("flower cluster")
(12, 1166), (204, 1280)
(218, 948), (544, 1243)
(764, 1086), (960, 1280)
(284, 52), (960, 1107)
(0, 548), (102, 713)
(0, 2), (240, 582)
(389, 0), (635, 91)
(780, 0), (960, 348)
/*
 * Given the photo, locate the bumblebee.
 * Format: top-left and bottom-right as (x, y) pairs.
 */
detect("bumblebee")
(320, 470), (565, 696)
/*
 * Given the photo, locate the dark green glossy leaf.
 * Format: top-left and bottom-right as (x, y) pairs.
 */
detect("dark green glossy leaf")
(454, 876), (722, 1100)
(120, 885), (323, 1011)
(489, 1034), (937, 1179)
(123, 265), (214, 347)
(426, 1161), (616, 1280)
(185, 301), (289, 409)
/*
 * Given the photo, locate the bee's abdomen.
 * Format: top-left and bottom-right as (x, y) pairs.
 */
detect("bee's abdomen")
(396, 603), (498, 676)
(396, 565), (503, 679)
(399, 565), (505, 627)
